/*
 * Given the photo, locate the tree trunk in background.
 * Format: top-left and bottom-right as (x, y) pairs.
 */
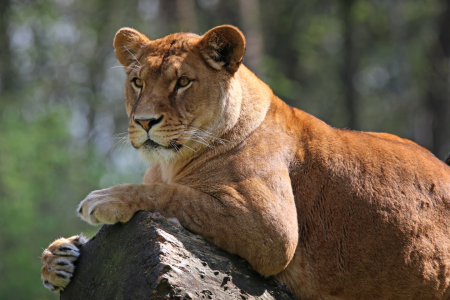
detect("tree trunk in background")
(175, 0), (198, 33)
(239, 0), (264, 77)
(340, 0), (358, 130)
(160, 0), (181, 33)
(0, 0), (13, 93)
(425, 0), (450, 159)
(61, 211), (295, 300)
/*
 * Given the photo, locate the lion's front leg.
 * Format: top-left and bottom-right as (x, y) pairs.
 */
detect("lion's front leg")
(77, 184), (154, 225)
(76, 181), (298, 277)
(41, 235), (88, 292)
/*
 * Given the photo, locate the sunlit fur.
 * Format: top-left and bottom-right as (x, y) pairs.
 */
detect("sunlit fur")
(42, 25), (450, 299)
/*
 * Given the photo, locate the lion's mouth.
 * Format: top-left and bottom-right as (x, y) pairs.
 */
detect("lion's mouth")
(142, 139), (165, 150)
(141, 139), (182, 151)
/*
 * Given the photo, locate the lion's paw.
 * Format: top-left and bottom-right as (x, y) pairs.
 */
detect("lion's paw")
(77, 188), (136, 225)
(41, 235), (87, 292)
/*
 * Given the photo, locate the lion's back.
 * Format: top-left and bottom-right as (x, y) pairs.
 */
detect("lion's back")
(281, 110), (450, 299)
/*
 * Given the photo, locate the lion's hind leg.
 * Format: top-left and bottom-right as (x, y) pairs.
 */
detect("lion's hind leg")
(41, 234), (87, 292)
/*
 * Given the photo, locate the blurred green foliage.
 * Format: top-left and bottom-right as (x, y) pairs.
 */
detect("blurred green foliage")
(0, 0), (449, 299)
(0, 98), (100, 299)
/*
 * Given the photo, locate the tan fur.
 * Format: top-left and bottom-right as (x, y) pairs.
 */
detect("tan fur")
(41, 26), (450, 299)
(41, 235), (86, 292)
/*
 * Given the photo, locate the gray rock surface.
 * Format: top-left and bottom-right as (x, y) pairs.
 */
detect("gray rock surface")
(61, 211), (295, 300)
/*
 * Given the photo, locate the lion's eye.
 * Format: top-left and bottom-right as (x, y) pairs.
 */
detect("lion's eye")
(132, 78), (144, 88)
(176, 77), (191, 88)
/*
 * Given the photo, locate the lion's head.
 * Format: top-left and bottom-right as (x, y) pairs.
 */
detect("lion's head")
(113, 25), (246, 162)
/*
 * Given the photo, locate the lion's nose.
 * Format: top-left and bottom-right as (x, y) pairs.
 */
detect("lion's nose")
(134, 116), (163, 132)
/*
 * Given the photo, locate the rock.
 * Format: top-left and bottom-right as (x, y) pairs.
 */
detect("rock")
(61, 211), (295, 300)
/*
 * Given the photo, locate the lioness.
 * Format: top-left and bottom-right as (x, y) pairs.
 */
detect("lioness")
(41, 25), (450, 299)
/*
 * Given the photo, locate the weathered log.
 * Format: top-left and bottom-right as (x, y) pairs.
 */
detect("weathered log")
(61, 211), (295, 300)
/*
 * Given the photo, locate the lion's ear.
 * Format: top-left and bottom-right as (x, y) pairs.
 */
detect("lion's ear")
(198, 25), (246, 74)
(114, 28), (150, 66)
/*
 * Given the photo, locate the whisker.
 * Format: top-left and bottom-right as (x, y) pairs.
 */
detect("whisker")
(111, 137), (128, 146)
(180, 125), (230, 144)
(112, 136), (129, 145)
(123, 46), (141, 66)
(192, 131), (224, 146)
(111, 65), (140, 72)
(180, 143), (196, 152)
(170, 141), (183, 156)
(194, 130), (229, 144)
(178, 131), (215, 149)
(109, 136), (130, 155)
(191, 134), (210, 145)
(114, 132), (129, 137)
(176, 125), (231, 150)
(190, 138), (215, 149)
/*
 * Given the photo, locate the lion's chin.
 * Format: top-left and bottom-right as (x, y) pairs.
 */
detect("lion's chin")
(137, 139), (179, 163)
